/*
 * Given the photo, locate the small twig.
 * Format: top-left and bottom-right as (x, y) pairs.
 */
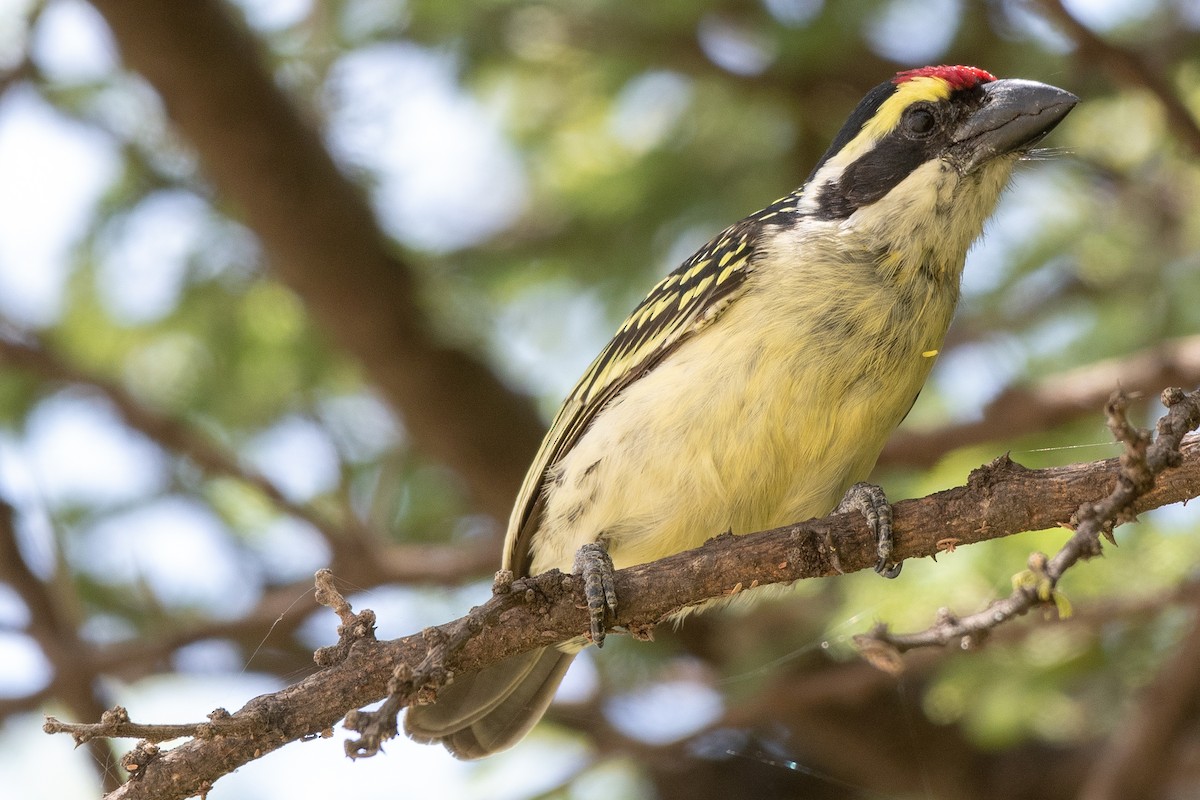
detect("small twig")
(313, 568), (356, 627)
(312, 568), (377, 667)
(43, 705), (260, 745)
(858, 388), (1200, 656)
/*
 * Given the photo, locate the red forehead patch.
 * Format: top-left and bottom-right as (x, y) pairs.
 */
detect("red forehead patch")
(892, 65), (995, 90)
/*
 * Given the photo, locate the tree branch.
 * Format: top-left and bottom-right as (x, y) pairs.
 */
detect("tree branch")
(46, 389), (1200, 800)
(860, 388), (1200, 656)
(881, 335), (1200, 469)
(86, 0), (545, 520)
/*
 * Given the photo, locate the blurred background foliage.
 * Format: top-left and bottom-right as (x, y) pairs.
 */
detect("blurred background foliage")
(2, 0), (1200, 798)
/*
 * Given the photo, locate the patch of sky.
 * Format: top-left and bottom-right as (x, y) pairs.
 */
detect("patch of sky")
(244, 415), (341, 504)
(697, 14), (778, 76)
(316, 392), (402, 463)
(0, 88), (118, 326)
(609, 70), (693, 155)
(865, 0), (960, 64)
(96, 191), (214, 324)
(761, 0), (824, 27)
(606, 678), (725, 744)
(0, 634), (49, 696)
(72, 497), (261, 615)
(230, 0), (313, 32)
(0, 712), (102, 798)
(491, 280), (611, 408)
(963, 165), (1079, 298)
(29, 0), (115, 84)
(23, 392), (168, 506)
(243, 517), (332, 583)
(325, 43), (527, 253)
(1062, 0), (1156, 30)
(998, 2), (1074, 51)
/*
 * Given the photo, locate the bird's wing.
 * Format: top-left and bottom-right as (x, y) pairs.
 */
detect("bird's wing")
(504, 201), (796, 575)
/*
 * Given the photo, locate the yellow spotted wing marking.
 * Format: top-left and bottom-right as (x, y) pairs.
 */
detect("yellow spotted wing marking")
(503, 198), (799, 575)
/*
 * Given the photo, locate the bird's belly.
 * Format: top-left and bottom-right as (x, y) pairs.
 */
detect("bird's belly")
(529, 289), (946, 575)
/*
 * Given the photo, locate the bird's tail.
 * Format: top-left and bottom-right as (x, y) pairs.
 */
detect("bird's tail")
(403, 646), (576, 759)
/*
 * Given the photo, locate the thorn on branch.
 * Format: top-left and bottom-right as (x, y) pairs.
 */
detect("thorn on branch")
(1107, 390), (1154, 496)
(343, 628), (454, 759)
(313, 569), (377, 667)
(342, 664), (407, 760)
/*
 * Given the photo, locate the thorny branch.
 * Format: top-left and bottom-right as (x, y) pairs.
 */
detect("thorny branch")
(41, 388), (1200, 800)
(858, 388), (1200, 658)
(44, 706), (261, 746)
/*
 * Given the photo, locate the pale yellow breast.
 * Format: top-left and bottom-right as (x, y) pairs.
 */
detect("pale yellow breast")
(529, 243), (957, 576)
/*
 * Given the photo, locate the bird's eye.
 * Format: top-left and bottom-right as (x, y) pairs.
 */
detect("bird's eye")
(904, 108), (936, 136)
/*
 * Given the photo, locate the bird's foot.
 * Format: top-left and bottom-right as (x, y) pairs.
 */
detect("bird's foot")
(573, 541), (618, 647)
(836, 482), (901, 578)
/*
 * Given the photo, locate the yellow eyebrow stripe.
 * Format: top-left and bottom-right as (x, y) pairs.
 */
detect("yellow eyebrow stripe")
(827, 76), (952, 170)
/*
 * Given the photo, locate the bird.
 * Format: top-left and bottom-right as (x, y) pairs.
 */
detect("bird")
(404, 65), (1077, 759)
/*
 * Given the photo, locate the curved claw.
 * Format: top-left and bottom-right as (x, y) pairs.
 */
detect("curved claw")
(837, 482), (903, 579)
(875, 559), (903, 579)
(574, 541), (618, 647)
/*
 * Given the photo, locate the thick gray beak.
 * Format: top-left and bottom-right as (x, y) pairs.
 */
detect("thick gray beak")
(954, 79), (1077, 171)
